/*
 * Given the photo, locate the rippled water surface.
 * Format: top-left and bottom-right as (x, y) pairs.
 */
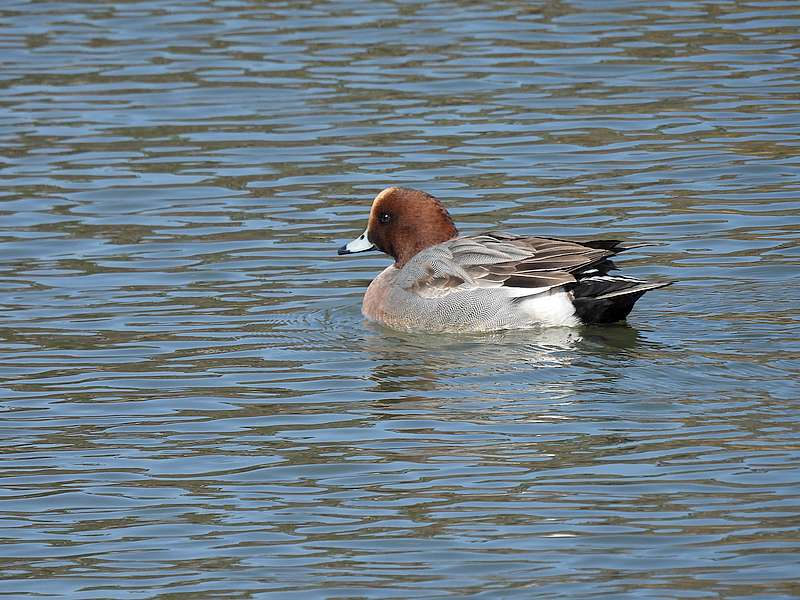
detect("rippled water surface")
(2, 1), (800, 598)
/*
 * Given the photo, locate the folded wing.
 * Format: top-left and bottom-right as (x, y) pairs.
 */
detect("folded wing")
(403, 232), (621, 299)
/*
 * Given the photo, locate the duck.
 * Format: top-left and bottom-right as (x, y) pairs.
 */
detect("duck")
(338, 187), (670, 332)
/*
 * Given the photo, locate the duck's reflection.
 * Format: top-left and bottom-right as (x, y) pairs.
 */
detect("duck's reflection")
(362, 324), (590, 396)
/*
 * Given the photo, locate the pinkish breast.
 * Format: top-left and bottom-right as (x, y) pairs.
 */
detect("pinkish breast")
(362, 266), (398, 322)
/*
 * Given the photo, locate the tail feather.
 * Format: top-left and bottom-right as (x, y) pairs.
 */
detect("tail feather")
(549, 238), (658, 253)
(571, 276), (671, 324)
(587, 241), (657, 252)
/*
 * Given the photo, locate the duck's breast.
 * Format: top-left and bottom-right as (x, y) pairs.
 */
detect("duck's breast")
(362, 265), (399, 323)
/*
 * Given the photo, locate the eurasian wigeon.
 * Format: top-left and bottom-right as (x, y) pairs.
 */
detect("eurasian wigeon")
(338, 187), (670, 332)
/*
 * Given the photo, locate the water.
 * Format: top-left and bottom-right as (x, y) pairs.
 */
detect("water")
(2, 1), (799, 598)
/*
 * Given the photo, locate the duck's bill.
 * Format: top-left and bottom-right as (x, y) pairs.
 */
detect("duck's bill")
(338, 229), (375, 255)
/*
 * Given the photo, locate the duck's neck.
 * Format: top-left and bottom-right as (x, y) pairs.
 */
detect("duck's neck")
(393, 222), (458, 268)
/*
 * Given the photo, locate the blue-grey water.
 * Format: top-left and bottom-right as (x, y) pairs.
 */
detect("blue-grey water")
(2, 1), (800, 598)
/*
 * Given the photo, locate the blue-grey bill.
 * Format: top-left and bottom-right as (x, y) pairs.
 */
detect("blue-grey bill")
(338, 229), (374, 255)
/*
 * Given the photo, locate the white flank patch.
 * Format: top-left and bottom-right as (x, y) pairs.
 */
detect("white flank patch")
(517, 289), (580, 327)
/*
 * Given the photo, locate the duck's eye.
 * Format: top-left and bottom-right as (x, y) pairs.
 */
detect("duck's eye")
(378, 212), (391, 225)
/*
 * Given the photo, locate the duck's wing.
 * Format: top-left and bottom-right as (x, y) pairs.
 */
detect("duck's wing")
(400, 232), (615, 299)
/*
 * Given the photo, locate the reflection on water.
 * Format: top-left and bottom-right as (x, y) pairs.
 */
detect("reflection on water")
(2, 0), (800, 597)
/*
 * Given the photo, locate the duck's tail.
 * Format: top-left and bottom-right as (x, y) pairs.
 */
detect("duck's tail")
(570, 275), (672, 324)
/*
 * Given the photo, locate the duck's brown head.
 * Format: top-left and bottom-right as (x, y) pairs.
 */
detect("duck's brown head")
(338, 187), (459, 268)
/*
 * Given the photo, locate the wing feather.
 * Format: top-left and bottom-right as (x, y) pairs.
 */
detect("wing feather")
(401, 232), (625, 300)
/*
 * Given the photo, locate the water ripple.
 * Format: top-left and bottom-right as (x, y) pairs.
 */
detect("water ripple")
(1, 0), (799, 597)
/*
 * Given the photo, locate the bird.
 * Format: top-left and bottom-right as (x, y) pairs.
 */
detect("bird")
(338, 186), (670, 332)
